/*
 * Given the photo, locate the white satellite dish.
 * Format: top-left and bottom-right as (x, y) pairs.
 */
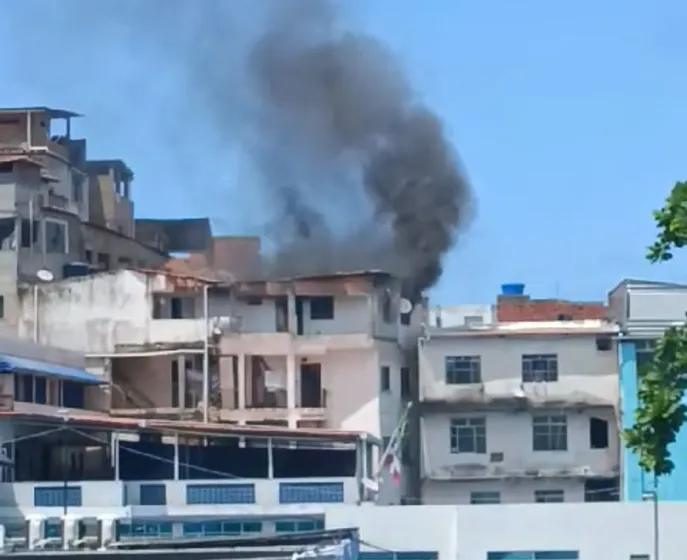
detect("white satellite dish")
(36, 269), (54, 282)
(399, 298), (413, 314)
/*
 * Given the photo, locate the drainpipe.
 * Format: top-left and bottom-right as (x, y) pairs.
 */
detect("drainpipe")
(202, 284), (209, 423)
(33, 285), (39, 342)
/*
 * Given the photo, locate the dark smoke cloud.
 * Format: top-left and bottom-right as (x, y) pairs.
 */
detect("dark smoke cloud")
(250, 1), (472, 295)
(14, 0), (472, 294)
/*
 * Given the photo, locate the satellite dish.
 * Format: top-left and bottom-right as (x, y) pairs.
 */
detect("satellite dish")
(399, 298), (413, 314)
(36, 269), (54, 282)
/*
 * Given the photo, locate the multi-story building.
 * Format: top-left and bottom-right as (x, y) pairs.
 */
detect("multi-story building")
(609, 278), (687, 501)
(0, 106), (216, 329)
(418, 317), (620, 505)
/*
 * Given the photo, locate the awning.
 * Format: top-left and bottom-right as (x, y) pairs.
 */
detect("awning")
(0, 355), (105, 385)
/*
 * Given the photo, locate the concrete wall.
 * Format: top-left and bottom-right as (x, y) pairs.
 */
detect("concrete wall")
(419, 333), (619, 405)
(111, 355), (175, 408)
(82, 223), (166, 270)
(429, 305), (494, 328)
(302, 296), (372, 336)
(422, 477), (586, 504)
(610, 281), (687, 335)
(17, 270), (205, 354)
(421, 408), (618, 481)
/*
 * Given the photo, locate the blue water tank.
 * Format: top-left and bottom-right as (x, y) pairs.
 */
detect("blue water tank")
(501, 283), (525, 296)
(63, 262), (91, 279)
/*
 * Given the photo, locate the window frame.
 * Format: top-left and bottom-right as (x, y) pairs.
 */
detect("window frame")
(380, 366), (391, 392)
(470, 490), (500, 504)
(534, 489), (565, 503)
(450, 417), (487, 454)
(532, 414), (568, 451)
(522, 353), (558, 382)
(445, 355), (481, 384)
(309, 297), (334, 320)
(44, 218), (69, 254)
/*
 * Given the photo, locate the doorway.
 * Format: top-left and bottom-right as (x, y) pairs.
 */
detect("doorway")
(300, 363), (322, 407)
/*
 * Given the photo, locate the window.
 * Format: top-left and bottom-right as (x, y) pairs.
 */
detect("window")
(16, 374), (34, 403)
(488, 552), (578, 560)
(380, 366), (390, 392)
(0, 218), (15, 251)
(310, 296), (334, 320)
(629, 555), (650, 560)
(401, 367), (410, 399)
(589, 417), (609, 449)
(279, 482), (344, 503)
(450, 417), (486, 454)
(186, 483), (255, 504)
(400, 312), (411, 326)
(445, 356), (481, 384)
(596, 336), (612, 351)
(72, 175), (83, 203)
(534, 489), (564, 503)
(45, 219), (68, 254)
(140, 484), (166, 505)
(533, 415), (567, 451)
(584, 478), (618, 502)
(0, 162), (13, 173)
(34, 377), (46, 404)
(0, 295), (4, 319)
(381, 291), (393, 323)
(171, 361), (179, 408)
(20, 219), (40, 248)
(62, 381), (85, 408)
(522, 354), (558, 382)
(34, 486), (82, 507)
(97, 252), (110, 270)
(85, 250), (92, 263)
(276, 519), (325, 533)
(153, 294), (197, 319)
(470, 491), (500, 504)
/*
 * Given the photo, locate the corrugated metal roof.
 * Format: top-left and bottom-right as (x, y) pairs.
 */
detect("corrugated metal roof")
(0, 410), (367, 442)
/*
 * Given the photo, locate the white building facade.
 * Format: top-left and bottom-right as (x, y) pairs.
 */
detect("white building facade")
(418, 321), (620, 505)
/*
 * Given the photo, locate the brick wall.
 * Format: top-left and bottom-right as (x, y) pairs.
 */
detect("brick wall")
(496, 296), (607, 322)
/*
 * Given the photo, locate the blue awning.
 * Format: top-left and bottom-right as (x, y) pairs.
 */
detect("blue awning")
(0, 355), (104, 385)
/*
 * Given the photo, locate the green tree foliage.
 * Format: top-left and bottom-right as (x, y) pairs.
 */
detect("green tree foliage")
(648, 181), (687, 263)
(624, 326), (687, 476)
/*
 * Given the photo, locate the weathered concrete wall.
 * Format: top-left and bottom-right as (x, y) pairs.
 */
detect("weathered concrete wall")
(421, 407), (618, 482)
(17, 270), (205, 354)
(419, 332), (619, 405)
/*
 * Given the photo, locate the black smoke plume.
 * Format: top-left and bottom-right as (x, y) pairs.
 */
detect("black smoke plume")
(251, 1), (472, 295)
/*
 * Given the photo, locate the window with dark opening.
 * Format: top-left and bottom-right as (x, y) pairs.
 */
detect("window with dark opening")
(0, 162), (13, 173)
(0, 218), (15, 251)
(171, 361), (179, 408)
(584, 477), (618, 502)
(381, 291), (392, 323)
(589, 417), (609, 449)
(596, 336), (612, 351)
(380, 366), (390, 392)
(97, 253), (110, 270)
(310, 297), (334, 320)
(20, 219), (40, 248)
(0, 295), (4, 319)
(400, 312), (411, 326)
(45, 220), (67, 254)
(400, 367), (411, 399)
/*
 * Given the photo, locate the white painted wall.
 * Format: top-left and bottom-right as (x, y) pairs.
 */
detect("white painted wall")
(422, 477), (586, 504)
(419, 333), (619, 405)
(421, 408), (618, 481)
(301, 296), (372, 336)
(17, 270), (206, 354)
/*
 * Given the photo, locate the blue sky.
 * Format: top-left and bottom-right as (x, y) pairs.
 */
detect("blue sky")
(1, 0), (685, 304)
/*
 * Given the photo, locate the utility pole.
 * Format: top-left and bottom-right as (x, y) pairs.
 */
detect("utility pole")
(202, 284), (210, 423)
